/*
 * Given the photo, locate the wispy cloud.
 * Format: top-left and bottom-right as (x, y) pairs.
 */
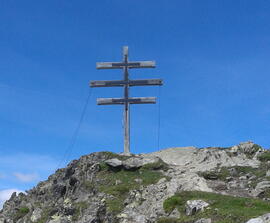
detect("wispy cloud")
(0, 189), (24, 209)
(13, 173), (39, 183)
(0, 153), (58, 191)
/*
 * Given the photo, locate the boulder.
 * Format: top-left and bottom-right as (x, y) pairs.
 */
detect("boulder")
(185, 200), (209, 216)
(246, 213), (270, 223)
(105, 158), (123, 167)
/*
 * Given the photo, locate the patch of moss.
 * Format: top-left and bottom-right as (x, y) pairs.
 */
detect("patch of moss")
(161, 191), (270, 223)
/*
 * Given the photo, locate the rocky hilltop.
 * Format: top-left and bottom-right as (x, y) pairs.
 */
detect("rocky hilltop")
(1, 142), (270, 223)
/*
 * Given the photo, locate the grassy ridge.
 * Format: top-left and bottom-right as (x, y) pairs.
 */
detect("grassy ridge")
(159, 191), (270, 223)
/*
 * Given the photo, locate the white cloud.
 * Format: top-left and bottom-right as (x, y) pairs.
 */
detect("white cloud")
(0, 189), (24, 209)
(13, 173), (39, 183)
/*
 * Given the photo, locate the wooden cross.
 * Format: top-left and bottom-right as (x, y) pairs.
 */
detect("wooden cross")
(90, 46), (163, 154)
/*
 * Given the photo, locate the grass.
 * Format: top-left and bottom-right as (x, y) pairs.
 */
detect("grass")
(97, 163), (166, 214)
(160, 191), (270, 223)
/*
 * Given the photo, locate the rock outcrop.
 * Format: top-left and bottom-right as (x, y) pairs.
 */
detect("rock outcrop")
(0, 141), (270, 223)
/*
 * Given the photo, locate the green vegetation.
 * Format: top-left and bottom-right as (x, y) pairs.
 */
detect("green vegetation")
(14, 207), (29, 220)
(97, 161), (167, 214)
(159, 191), (270, 223)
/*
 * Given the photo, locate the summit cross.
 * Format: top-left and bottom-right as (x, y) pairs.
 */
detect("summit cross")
(90, 46), (163, 154)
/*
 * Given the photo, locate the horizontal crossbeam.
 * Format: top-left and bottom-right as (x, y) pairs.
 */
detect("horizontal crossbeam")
(96, 61), (155, 69)
(97, 97), (156, 105)
(90, 79), (163, 87)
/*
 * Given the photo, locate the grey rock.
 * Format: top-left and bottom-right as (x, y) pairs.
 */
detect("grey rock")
(256, 181), (270, 191)
(246, 213), (270, 223)
(185, 200), (209, 216)
(123, 157), (144, 169)
(144, 142), (260, 172)
(105, 158), (122, 167)
(253, 181), (270, 197)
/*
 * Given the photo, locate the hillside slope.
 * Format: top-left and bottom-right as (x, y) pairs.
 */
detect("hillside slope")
(1, 142), (270, 223)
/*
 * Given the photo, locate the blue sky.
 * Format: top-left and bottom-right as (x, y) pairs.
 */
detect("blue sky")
(0, 0), (270, 205)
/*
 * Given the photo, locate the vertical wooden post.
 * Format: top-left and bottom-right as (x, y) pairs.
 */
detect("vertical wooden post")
(123, 46), (130, 154)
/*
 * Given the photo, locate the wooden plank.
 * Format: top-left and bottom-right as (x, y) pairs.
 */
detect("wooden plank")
(90, 79), (163, 87)
(129, 79), (163, 86)
(97, 97), (156, 105)
(90, 80), (124, 87)
(96, 61), (155, 69)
